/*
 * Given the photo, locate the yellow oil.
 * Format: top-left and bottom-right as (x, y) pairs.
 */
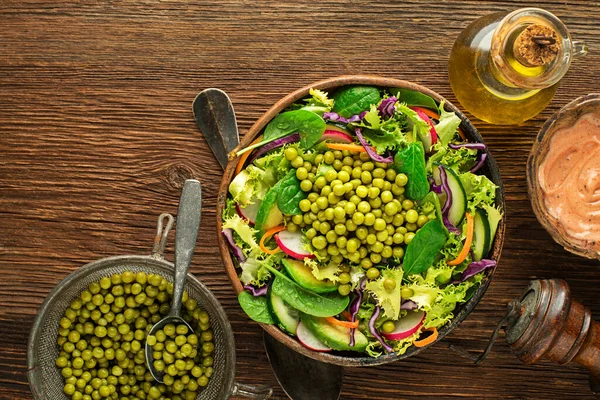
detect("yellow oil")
(448, 13), (558, 125)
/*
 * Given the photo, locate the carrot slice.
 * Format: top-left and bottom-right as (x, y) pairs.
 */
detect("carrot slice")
(325, 143), (367, 153)
(341, 311), (353, 321)
(413, 327), (438, 347)
(259, 225), (286, 255)
(235, 135), (264, 176)
(326, 316), (359, 329)
(410, 106), (466, 140)
(447, 212), (474, 266)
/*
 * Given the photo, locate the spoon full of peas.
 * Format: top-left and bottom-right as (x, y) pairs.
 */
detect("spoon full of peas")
(145, 179), (203, 383)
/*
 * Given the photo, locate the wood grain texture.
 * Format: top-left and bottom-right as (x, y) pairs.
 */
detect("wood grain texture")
(1, 0), (599, 399)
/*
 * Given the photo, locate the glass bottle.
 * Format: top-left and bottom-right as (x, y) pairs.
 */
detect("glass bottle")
(448, 8), (587, 125)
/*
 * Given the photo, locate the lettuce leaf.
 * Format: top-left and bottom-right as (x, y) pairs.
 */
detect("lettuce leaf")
(391, 329), (422, 355)
(397, 104), (431, 146)
(222, 214), (260, 253)
(426, 143), (477, 174)
(423, 280), (477, 329)
(228, 164), (277, 206)
(403, 279), (441, 311)
(239, 253), (283, 286)
(304, 258), (342, 283)
(460, 172), (497, 213)
(354, 104), (408, 153)
(365, 268), (404, 320)
(435, 101), (461, 146)
(300, 88), (334, 115)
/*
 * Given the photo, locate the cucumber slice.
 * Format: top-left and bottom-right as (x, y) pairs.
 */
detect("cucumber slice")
(254, 184), (283, 236)
(282, 258), (339, 294)
(443, 166), (467, 226)
(301, 314), (368, 352)
(472, 208), (491, 261)
(268, 289), (300, 335)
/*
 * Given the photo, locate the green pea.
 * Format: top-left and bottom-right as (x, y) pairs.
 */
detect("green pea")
(285, 147), (298, 161)
(327, 192), (340, 205)
(376, 230), (389, 242)
(368, 186), (380, 199)
(395, 173), (408, 186)
(373, 218), (386, 231)
(346, 238), (360, 253)
(393, 246), (405, 258)
(366, 267), (380, 280)
(404, 232), (415, 244)
(383, 201), (399, 216)
(417, 214), (429, 227)
(351, 212), (364, 225)
(315, 197), (328, 210)
(312, 236), (327, 250)
(291, 156), (304, 169)
(371, 241), (384, 253)
(337, 284), (351, 296)
(296, 167), (308, 181)
(370, 252), (382, 263)
(300, 180), (313, 192)
(381, 245), (393, 258)
(383, 278), (397, 291)
(382, 321), (396, 334)
(405, 209), (419, 224)
(360, 171), (372, 184)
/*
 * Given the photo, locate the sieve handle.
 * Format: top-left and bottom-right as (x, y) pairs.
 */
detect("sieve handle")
(231, 382), (273, 399)
(151, 213), (175, 259)
(170, 180), (202, 318)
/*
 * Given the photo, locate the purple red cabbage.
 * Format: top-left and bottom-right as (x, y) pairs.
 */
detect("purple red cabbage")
(400, 300), (418, 311)
(246, 133), (300, 165)
(354, 128), (394, 163)
(377, 96), (397, 118)
(349, 277), (367, 346)
(323, 111), (367, 124)
(439, 166), (452, 214)
(368, 306), (393, 354)
(460, 259), (497, 281)
(443, 216), (461, 234)
(430, 181), (443, 194)
(470, 152), (488, 173)
(222, 228), (246, 262)
(449, 142), (487, 152)
(243, 283), (270, 296)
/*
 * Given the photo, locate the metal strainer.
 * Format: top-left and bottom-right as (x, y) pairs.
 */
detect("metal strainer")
(28, 213), (272, 400)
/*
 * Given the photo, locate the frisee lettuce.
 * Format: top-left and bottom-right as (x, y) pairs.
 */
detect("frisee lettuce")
(222, 214), (260, 254)
(354, 104), (408, 153)
(459, 172), (497, 213)
(365, 268), (404, 320)
(435, 100), (462, 146)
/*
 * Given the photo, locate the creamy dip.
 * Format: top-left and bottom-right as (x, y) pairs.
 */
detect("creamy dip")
(538, 112), (600, 252)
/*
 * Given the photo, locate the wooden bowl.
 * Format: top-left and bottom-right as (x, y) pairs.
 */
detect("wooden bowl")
(216, 75), (506, 367)
(527, 94), (600, 260)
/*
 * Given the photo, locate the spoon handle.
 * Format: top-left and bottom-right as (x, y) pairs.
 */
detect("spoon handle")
(170, 179), (202, 318)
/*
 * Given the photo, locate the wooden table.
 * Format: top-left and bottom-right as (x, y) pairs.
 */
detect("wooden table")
(2, 1), (599, 399)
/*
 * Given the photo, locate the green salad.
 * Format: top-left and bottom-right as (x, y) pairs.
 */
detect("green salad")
(221, 85), (502, 357)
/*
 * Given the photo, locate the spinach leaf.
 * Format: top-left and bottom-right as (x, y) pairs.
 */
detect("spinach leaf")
(267, 266), (349, 317)
(277, 170), (306, 215)
(393, 142), (430, 201)
(332, 86), (381, 118)
(238, 291), (276, 324)
(264, 109), (326, 149)
(390, 88), (438, 110)
(403, 219), (447, 275)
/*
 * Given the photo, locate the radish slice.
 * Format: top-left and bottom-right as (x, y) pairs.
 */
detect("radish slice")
(296, 322), (331, 352)
(318, 130), (353, 144)
(275, 230), (315, 260)
(382, 311), (425, 341)
(411, 107), (438, 151)
(236, 201), (262, 225)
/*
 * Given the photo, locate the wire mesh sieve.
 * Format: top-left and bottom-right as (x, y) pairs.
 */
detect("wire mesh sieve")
(28, 214), (272, 400)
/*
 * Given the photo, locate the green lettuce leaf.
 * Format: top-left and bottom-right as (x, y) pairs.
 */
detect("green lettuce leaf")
(426, 144), (477, 174)
(435, 101), (462, 146)
(365, 268), (404, 320)
(397, 104), (431, 145)
(228, 164), (277, 206)
(355, 104), (408, 153)
(459, 172), (498, 213)
(304, 258), (342, 283)
(423, 280), (477, 329)
(300, 88), (334, 115)
(222, 214), (260, 253)
(391, 329), (422, 355)
(239, 253), (282, 286)
(403, 279), (441, 311)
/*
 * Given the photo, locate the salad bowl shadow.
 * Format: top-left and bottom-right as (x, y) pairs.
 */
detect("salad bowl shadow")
(216, 75), (506, 367)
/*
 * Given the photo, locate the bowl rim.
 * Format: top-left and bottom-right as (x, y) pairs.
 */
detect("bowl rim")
(216, 75), (506, 367)
(527, 93), (600, 260)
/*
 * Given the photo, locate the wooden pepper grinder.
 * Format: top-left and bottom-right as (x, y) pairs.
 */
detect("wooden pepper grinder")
(472, 279), (600, 394)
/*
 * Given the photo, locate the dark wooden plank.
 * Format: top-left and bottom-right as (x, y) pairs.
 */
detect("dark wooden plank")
(1, 0), (600, 399)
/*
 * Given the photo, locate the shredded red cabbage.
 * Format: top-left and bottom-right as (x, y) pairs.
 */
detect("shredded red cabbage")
(349, 277), (367, 346)
(449, 142), (487, 152)
(354, 128), (394, 163)
(369, 306), (393, 354)
(439, 166), (452, 214)
(430, 181), (443, 194)
(443, 216), (461, 234)
(323, 111), (367, 124)
(461, 259), (496, 281)
(222, 228), (246, 262)
(243, 283), (269, 296)
(246, 133), (300, 165)
(400, 300), (418, 311)
(377, 96), (397, 118)
(470, 152), (488, 173)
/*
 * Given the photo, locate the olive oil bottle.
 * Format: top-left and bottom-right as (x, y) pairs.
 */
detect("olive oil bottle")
(448, 8), (587, 125)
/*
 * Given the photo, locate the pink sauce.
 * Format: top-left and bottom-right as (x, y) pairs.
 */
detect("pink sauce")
(538, 113), (600, 253)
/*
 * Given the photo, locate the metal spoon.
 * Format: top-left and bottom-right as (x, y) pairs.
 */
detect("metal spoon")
(193, 89), (344, 399)
(146, 179), (202, 383)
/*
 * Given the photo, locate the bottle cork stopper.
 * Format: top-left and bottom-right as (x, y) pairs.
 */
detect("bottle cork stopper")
(513, 24), (560, 67)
